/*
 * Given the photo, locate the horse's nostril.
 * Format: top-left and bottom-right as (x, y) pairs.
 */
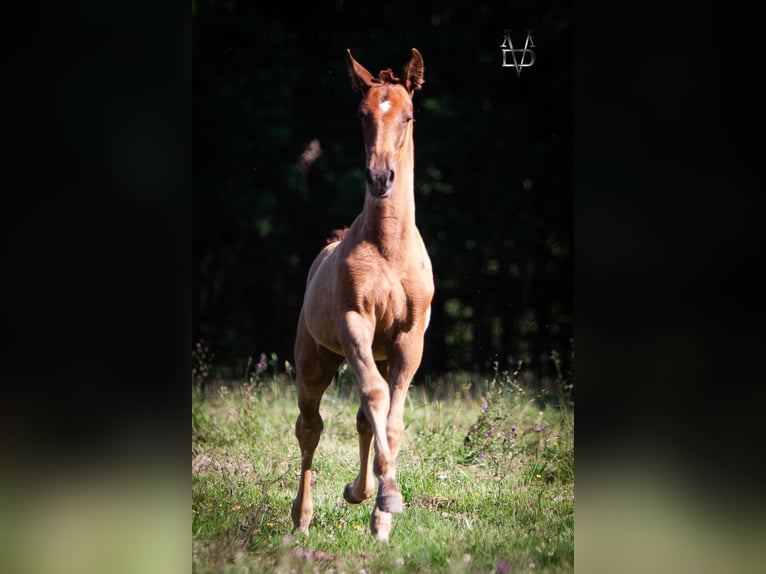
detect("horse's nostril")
(366, 167), (395, 192)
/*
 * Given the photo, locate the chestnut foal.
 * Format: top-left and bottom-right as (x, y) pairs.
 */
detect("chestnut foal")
(290, 48), (434, 543)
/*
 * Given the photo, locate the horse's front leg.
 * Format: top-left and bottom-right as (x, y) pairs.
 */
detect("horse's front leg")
(367, 328), (426, 542)
(338, 312), (402, 542)
(381, 329), (425, 487)
(344, 361), (387, 506)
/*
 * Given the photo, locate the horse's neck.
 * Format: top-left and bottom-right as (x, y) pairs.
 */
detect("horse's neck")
(362, 132), (418, 258)
(361, 140), (416, 260)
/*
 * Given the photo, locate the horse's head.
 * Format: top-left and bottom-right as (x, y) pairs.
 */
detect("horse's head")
(346, 48), (425, 198)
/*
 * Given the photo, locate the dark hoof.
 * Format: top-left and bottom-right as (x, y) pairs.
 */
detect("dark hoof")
(343, 483), (365, 504)
(376, 492), (404, 514)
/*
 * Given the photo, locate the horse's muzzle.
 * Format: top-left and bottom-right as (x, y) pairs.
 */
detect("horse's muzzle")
(366, 167), (394, 197)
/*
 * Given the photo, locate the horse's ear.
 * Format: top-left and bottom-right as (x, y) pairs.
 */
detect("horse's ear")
(346, 49), (374, 92)
(402, 48), (425, 94)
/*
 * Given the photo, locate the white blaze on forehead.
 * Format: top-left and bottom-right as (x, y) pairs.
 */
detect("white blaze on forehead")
(379, 100), (392, 113)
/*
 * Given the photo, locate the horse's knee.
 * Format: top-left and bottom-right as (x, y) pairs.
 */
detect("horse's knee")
(295, 413), (323, 451)
(386, 423), (403, 449)
(360, 384), (389, 413)
(356, 407), (372, 434)
(295, 412), (323, 433)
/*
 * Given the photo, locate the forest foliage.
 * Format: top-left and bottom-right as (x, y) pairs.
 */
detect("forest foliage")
(193, 1), (572, 384)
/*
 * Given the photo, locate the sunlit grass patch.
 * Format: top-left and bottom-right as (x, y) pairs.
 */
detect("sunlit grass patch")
(192, 368), (573, 573)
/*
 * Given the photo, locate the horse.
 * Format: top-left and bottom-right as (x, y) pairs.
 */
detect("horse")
(290, 48), (434, 543)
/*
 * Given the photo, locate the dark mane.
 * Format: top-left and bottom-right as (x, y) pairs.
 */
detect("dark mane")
(374, 68), (402, 85)
(326, 227), (349, 244)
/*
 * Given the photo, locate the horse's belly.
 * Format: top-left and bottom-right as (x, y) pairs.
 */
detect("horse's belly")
(302, 257), (344, 355)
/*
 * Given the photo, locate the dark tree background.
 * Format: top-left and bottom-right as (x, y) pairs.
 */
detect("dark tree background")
(193, 0), (572, 385)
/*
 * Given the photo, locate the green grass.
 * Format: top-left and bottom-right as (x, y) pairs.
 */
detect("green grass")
(192, 370), (574, 573)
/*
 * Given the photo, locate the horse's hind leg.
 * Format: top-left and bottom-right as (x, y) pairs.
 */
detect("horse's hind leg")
(291, 316), (343, 533)
(343, 405), (375, 504)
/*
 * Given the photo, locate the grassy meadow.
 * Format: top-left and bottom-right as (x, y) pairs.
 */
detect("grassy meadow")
(192, 362), (574, 573)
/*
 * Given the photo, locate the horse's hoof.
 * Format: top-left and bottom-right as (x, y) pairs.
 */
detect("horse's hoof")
(376, 492), (404, 514)
(291, 498), (312, 532)
(370, 506), (393, 543)
(343, 483), (364, 504)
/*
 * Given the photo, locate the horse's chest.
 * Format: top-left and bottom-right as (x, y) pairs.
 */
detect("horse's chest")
(370, 267), (430, 327)
(377, 278), (407, 320)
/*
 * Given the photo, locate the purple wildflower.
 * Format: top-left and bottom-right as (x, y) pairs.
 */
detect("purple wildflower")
(482, 402), (489, 410)
(479, 452), (485, 459)
(535, 425), (541, 432)
(196, 342), (202, 349)
(511, 425), (517, 432)
(496, 559), (510, 574)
